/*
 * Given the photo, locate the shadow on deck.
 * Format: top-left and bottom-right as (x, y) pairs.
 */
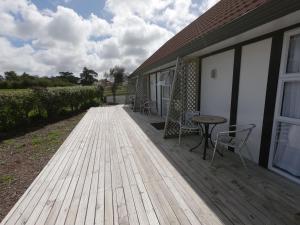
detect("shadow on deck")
(123, 105), (300, 225)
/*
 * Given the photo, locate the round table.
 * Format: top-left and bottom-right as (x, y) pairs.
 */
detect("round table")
(190, 115), (227, 160)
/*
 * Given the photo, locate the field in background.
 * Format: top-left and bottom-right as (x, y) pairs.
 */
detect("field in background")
(103, 85), (128, 96)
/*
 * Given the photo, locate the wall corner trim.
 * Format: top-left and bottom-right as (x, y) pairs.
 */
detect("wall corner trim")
(229, 46), (242, 151)
(259, 32), (284, 168)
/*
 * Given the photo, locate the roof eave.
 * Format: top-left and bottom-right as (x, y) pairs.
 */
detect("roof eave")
(131, 0), (300, 76)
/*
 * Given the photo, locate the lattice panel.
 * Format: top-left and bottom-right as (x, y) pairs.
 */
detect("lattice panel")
(133, 74), (148, 112)
(164, 58), (199, 138)
(127, 77), (137, 96)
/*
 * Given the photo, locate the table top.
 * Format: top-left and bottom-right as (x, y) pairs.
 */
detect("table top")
(192, 115), (227, 124)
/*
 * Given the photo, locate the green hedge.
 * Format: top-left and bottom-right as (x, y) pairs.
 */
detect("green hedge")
(0, 86), (103, 132)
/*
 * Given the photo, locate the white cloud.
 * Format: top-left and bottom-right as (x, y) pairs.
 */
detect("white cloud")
(0, 0), (219, 77)
(0, 37), (52, 74)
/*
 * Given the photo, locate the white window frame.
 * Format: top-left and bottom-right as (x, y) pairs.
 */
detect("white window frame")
(268, 28), (300, 184)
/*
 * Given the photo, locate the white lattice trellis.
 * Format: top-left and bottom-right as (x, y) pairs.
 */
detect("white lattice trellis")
(163, 58), (199, 138)
(133, 74), (148, 112)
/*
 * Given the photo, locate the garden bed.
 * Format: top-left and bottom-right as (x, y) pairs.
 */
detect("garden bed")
(0, 112), (85, 221)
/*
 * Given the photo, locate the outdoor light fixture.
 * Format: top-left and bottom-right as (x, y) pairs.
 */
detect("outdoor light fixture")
(211, 69), (217, 79)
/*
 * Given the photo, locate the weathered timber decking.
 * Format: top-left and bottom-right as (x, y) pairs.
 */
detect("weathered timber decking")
(1, 105), (300, 225)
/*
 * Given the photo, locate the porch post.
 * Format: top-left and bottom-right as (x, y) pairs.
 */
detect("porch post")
(259, 32), (284, 168)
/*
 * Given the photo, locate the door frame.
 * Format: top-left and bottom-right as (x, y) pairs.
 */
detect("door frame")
(268, 28), (300, 184)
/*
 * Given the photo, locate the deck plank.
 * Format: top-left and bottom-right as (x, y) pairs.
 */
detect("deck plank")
(2, 105), (300, 225)
(10, 111), (95, 225)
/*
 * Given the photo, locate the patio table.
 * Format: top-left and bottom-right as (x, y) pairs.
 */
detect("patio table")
(190, 115), (227, 160)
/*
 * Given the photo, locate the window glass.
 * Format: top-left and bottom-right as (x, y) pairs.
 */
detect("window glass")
(281, 81), (300, 119)
(273, 122), (300, 177)
(286, 34), (300, 73)
(150, 74), (156, 102)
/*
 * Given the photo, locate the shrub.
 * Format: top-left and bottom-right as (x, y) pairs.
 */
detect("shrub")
(0, 86), (103, 132)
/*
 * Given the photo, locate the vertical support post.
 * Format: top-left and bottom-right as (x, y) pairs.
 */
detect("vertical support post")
(229, 46), (242, 151)
(259, 32), (284, 167)
(197, 57), (202, 112)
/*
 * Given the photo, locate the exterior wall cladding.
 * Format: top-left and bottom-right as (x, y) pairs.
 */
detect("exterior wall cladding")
(130, 0), (300, 182)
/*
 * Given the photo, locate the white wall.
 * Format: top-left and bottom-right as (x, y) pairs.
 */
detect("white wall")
(237, 38), (272, 163)
(150, 74), (157, 113)
(201, 50), (235, 134)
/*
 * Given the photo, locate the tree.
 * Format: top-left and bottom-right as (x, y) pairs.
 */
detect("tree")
(4, 71), (18, 81)
(0, 75), (4, 81)
(59, 72), (80, 84)
(80, 67), (98, 85)
(107, 66), (125, 103)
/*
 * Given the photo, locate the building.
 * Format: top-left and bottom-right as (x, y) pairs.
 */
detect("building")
(130, 0), (300, 183)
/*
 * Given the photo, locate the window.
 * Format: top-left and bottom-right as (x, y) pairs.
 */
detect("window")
(286, 34), (300, 73)
(273, 122), (300, 177)
(281, 81), (300, 119)
(269, 28), (300, 183)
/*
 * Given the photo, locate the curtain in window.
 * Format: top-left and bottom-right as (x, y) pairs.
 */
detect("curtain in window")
(287, 34), (300, 73)
(273, 123), (300, 177)
(281, 81), (300, 119)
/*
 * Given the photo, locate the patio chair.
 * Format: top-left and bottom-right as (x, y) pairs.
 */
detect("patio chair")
(130, 96), (135, 110)
(143, 100), (152, 115)
(211, 124), (256, 168)
(139, 99), (147, 113)
(178, 111), (202, 145)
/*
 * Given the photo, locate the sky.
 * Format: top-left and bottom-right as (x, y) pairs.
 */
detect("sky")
(0, 0), (219, 78)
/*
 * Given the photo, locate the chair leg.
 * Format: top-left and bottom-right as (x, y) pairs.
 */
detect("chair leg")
(178, 127), (182, 145)
(211, 141), (218, 166)
(237, 148), (247, 169)
(244, 144), (254, 162)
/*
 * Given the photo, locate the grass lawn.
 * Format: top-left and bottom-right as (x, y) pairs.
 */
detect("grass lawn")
(0, 112), (85, 221)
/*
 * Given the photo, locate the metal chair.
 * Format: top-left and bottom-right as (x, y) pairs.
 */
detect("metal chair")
(139, 99), (147, 113)
(143, 100), (151, 115)
(211, 124), (256, 168)
(130, 96), (135, 110)
(178, 111), (202, 145)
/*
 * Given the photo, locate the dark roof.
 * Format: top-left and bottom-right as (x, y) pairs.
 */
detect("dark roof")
(132, 0), (300, 75)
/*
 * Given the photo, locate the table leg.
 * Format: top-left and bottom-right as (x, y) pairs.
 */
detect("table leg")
(189, 135), (204, 152)
(207, 124), (224, 157)
(203, 124), (209, 160)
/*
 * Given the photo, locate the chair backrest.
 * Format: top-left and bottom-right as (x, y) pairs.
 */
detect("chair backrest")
(233, 124), (256, 148)
(180, 111), (201, 126)
(144, 100), (150, 106)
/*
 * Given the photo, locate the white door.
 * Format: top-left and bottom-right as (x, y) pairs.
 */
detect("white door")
(149, 73), (157, 114)
(161, 70), (174, 117)
(237, 38), (272, 163)
(201, 50), (234, 134)
(269, 28), (300, 183)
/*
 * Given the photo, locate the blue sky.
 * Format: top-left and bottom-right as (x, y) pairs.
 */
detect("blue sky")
(0, 0), (219, 77)
(31, 0), (110, 19)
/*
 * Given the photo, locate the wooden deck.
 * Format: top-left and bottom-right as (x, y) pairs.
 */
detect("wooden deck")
(1, 105), (300, 225)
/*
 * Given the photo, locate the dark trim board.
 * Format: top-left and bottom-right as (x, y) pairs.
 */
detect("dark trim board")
(141, 23), (300, 78)
(198, 23), (300, 61)
(142, 24), (293, 170)
(259, 32), (284, 168)
(155, 73), (158, 112)
(197, 57), (202, 111)
(196, 27), (293, 164)
(228, 46), (242, 152)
